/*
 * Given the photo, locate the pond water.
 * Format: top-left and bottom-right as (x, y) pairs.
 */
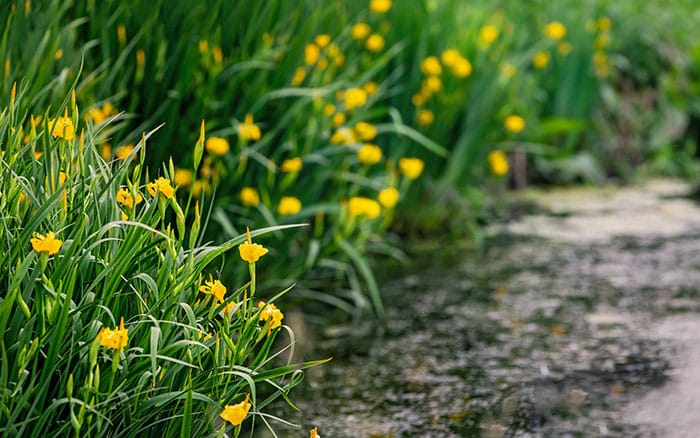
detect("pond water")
(272, 180), (700, 437)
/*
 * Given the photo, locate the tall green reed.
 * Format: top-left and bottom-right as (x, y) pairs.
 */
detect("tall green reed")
(0, 86), (326, 436)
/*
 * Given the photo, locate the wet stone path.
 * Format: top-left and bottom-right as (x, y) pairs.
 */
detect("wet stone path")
(277, 180), (700, 437)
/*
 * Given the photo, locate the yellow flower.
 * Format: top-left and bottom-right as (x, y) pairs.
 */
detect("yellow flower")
(365, 34), (385, 52)
(593, 51), (608, 67)
(595, 33), (611, 49)
(199, 277), (227, 303)
(416, 109), (434, 126)
(533, 51), (550, 69)
(239, 227), (269, 264)
(343, 88), (368, 111)
(30, 231), (62, 255)
(85, 103), (117, 124)
(593, 51), (609, 78)
(357, 144), (382, 165)
(488, 150), (509, 176)
(330, 127), (356, 145)
(146, 177), (175, 199)
(305, 43), (320, 66)
(201, 157), (212, 178)
(116, 187), (143, 209)
(101, 144), (112, 161)
(348, 197), (381, 219)
(213, 46), (223, 64)
(595, 64), (609, 79)
(292, 67), (306, 86)
(136, 49), (145, 68)
(51, 116), (74, 140)
(278, 196), (302, 215)
(480, 25), (499, 45)
(369, 0), (392, 13)
(318, 58), (329, 71)
(220, 394), (251, 426)
(173, 168), (194, 187)
(328, 43), (341, 58)
(197, 331), (213, 342)
(257, 301), (285, 331)
(323, 103), (336, 117)
(363, 82), (378, 96)
(504, 115), (526, 133)
(543, 21), (567, 40)
(420, 56), (442, 75)
(354, 122), (377, 141)
(598, 16), (612, 32)
(500, 63), (517, 78)
(101, 102), (116, 117)
(30, 114), (42, 129)
(351, 22), (371, 40)
(378, 187), (399, 208)
(198, 39), (209, 54)
(240, 187), (260, 206)
(115, 144), (135, 161)
(223, 301), (237, 314)
(86, 107), (106, 124)
(310, 427), (319, 438)
(558, 42), (572, 55)
(238, 114), (261, 142)
(97, 317), (129, 352)
(192, 180), (211, 198)
(205, 136), (230, 156)
(280, 157), (303, 173)
(423, 76), (442, 93)
(398, 157), (424, 180)
(328, 113), (344, 129)
(441, 49), (460, 67)
(314, 34), (331, 48)
(117, 24), (127, 46)
(412, 92), (426, 107)
(452, 57), (473, 78)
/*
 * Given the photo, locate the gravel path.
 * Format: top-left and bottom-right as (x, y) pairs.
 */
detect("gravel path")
(270, 179), (700, 437)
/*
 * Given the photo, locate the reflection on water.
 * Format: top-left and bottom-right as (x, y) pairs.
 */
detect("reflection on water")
(273, 181), (700, 437)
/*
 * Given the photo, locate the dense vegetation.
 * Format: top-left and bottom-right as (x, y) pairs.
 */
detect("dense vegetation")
(1, 0), (697, 435)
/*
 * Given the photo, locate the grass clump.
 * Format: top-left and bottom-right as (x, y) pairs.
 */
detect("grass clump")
(0, 87), (326, 436)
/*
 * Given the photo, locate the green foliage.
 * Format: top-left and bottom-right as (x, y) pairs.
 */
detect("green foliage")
(0, 88), (325, 436)
(2, 0), (695, 318)
(1, 0), (441, 318)
(0, 0), (697, 433)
